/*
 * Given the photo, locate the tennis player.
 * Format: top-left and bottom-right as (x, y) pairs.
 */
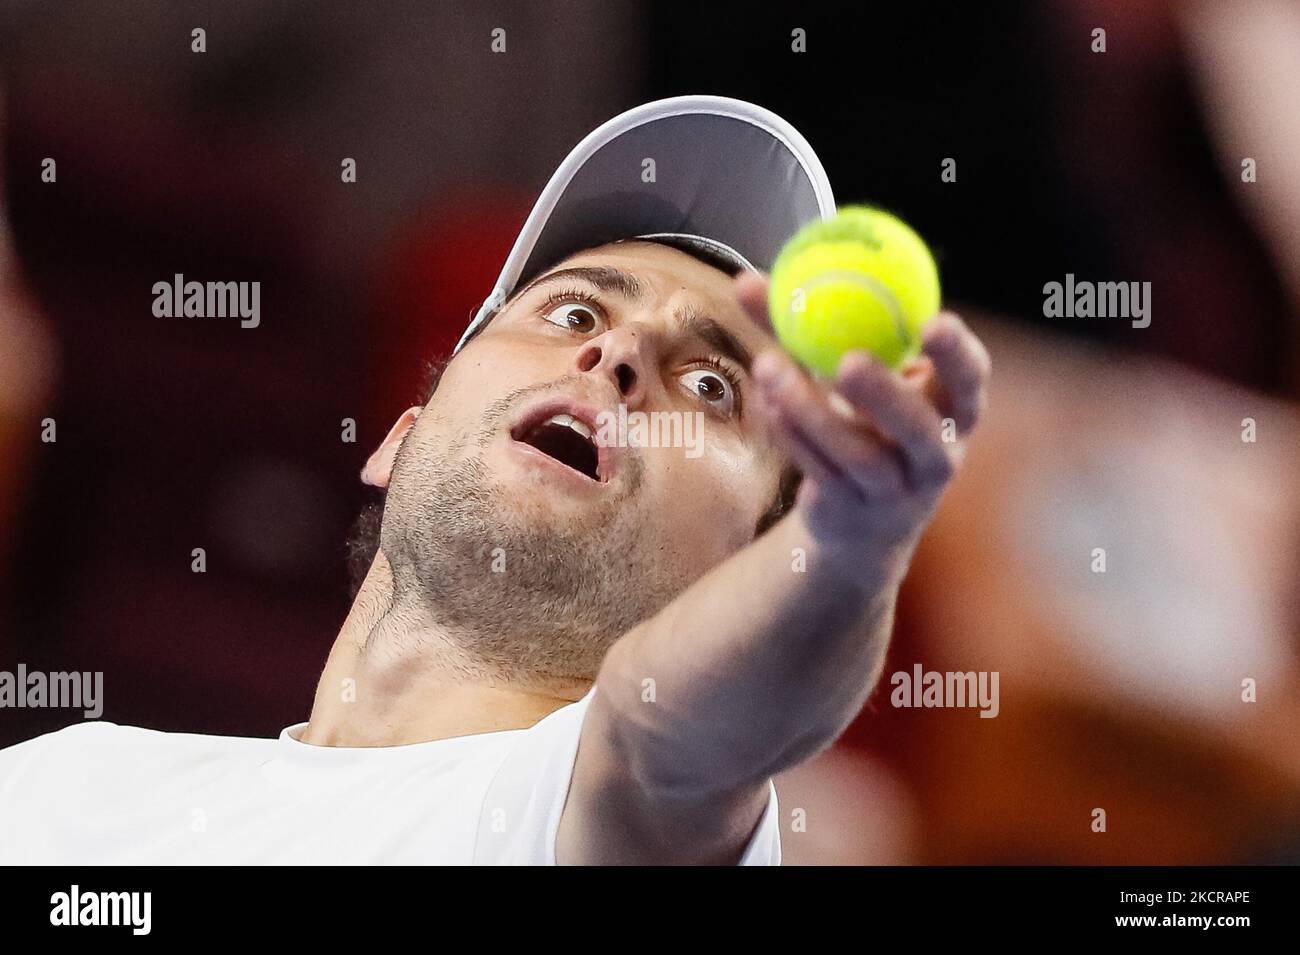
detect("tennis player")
(0, 95), (988, 864)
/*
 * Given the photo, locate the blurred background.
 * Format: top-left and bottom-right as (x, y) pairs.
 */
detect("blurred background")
(2, 0), (1298, 864)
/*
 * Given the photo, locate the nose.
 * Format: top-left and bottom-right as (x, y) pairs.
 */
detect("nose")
(572, 324), (652, 408)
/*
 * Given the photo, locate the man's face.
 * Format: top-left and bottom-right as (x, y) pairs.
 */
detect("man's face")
(379, 240), (787, 682)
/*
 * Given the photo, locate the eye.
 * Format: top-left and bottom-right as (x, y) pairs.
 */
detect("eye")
(540, 299), (601, 334)
(680, 364), (739, 416)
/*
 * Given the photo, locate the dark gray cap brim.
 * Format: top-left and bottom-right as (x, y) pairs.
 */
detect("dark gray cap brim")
(455, 95), (835, 352)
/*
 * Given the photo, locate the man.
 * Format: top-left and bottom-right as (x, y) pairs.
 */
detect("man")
(0, 96), (988, 864)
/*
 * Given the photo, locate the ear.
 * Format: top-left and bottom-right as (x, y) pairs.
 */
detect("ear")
(361, 406), (422, 489)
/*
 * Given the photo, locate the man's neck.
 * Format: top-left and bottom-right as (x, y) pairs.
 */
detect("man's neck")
(296, 551), (589, 747)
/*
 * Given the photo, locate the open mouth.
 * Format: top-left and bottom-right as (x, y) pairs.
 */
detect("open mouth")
(510, 409), (603, 482)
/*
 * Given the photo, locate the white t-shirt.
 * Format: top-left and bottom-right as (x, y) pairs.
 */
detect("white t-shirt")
(0, 687), (781, 865)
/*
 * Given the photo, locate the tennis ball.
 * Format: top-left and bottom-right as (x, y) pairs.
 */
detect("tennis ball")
(768, 206), (940, 375)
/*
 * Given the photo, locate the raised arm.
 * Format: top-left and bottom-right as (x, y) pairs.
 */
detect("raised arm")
(557, 271), (991, 864)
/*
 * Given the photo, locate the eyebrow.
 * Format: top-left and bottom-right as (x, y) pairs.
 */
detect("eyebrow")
(515, 266), (644, 302)
(675, 308), (754, 373)
(513, 264), (754, 372)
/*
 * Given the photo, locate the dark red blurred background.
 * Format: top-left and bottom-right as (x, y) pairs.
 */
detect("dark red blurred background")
(2, 0), (1297, 863)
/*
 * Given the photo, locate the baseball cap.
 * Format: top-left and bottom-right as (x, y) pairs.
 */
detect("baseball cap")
(453, 94), (837, 353)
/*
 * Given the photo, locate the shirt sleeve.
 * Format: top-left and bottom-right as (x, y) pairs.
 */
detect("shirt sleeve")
(471, 686), (782, 865)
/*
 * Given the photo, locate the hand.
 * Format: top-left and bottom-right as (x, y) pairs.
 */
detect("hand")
(734, 270), (991, 558)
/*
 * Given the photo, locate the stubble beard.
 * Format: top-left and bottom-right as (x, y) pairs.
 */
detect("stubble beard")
(377, 387), (691, 684)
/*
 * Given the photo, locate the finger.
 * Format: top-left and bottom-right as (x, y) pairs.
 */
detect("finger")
(748, 358), (842, 488)
(920, 312), (991, 435)
(754, 349), (906, 500)
(733, 270), (773, 332)
(833, 351), (952, 488)
(763, 402), (846, 489)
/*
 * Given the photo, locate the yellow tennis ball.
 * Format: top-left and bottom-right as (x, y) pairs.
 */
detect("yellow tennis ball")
(768, 206), (941, 375)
